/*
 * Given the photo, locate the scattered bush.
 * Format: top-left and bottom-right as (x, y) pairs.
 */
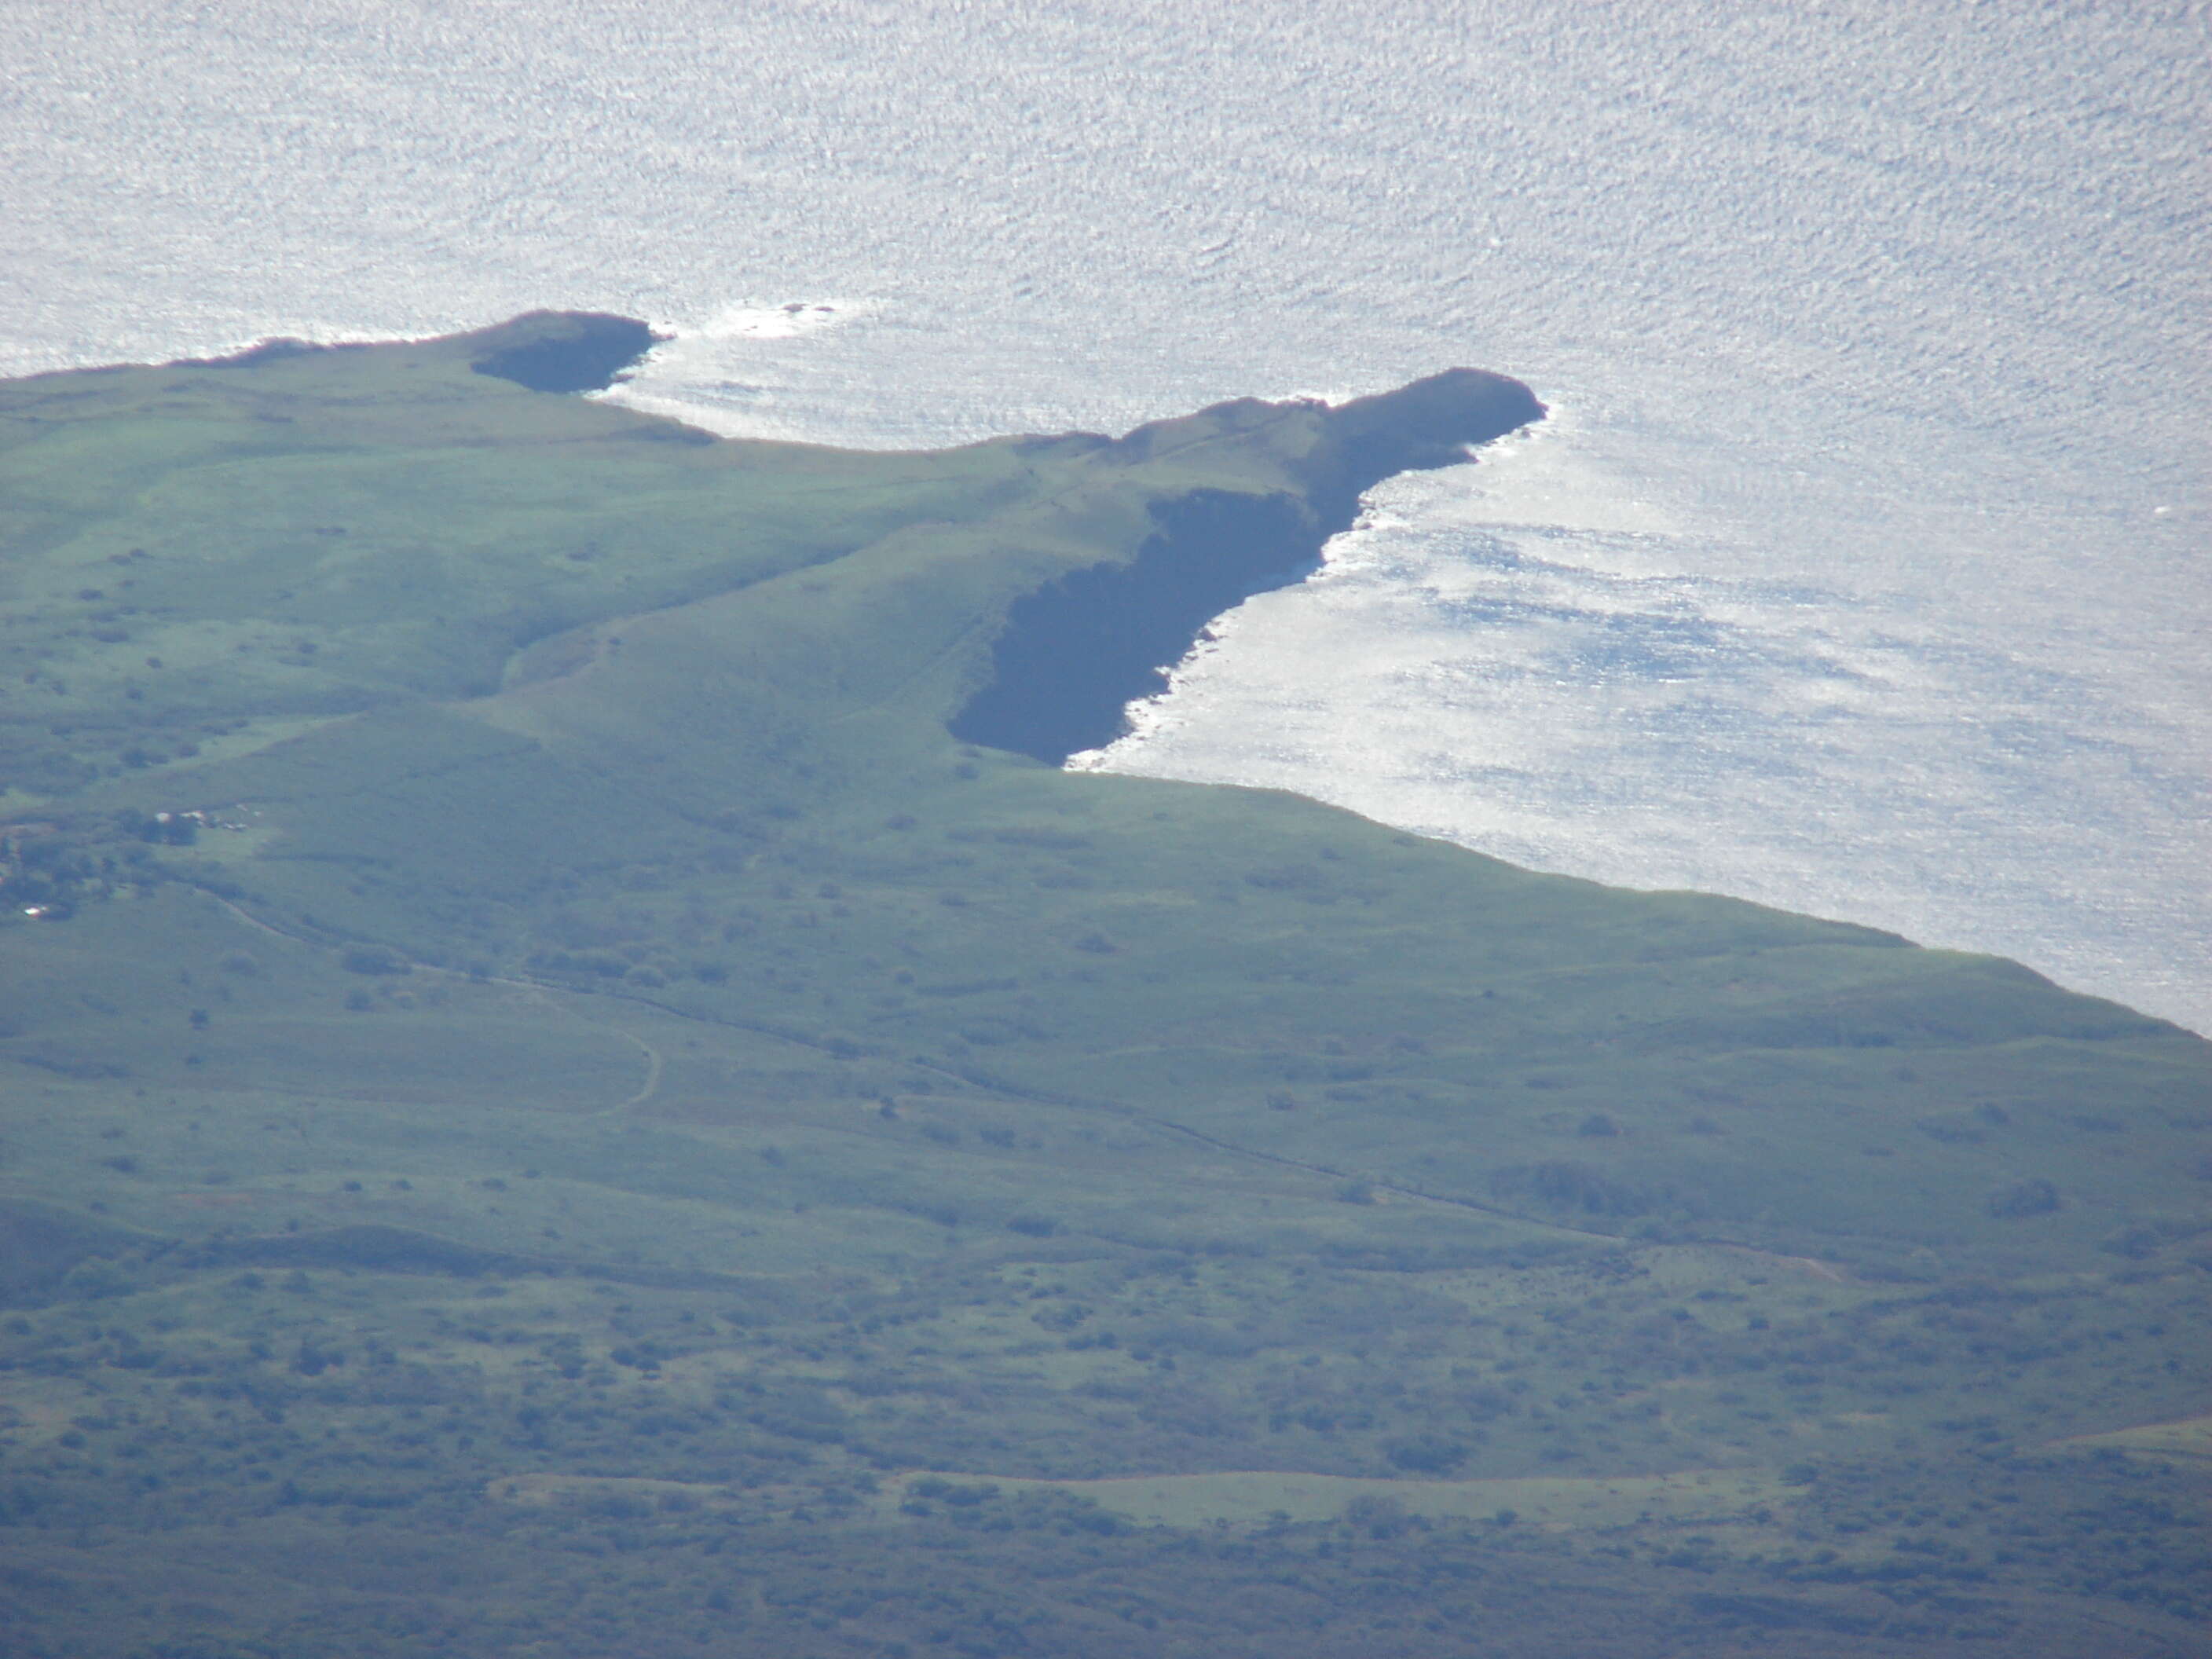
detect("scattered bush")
(1343, 1494), (1413, 1537)
(1492, 1161), (1653, 1218)
(1985, 1178), (2060, 1219)
(341, 946), (410, 976)
(1384, 1434), (1467, 1474)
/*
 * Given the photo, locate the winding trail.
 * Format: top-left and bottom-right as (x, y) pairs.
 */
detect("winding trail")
(605, 1029), (664, 1115)
(204, 891), (662, 1118)
(195, 887), (1840, 1271)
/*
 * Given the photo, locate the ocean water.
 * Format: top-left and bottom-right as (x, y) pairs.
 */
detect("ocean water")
(4, 1), (2206, 1030)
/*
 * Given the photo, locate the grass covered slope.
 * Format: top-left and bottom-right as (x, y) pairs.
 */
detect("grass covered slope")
(0, 317), (2206, 1659)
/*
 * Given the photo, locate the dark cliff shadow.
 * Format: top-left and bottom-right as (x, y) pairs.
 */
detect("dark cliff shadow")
(466, 311), (668, 393)
(949, 368), (1544, 764)
(178, 310), (667, 394)
(947, 490), (1320, 763)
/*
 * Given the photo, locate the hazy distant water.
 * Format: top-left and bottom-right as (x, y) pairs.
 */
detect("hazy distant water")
(5, 1), (2207, 1031)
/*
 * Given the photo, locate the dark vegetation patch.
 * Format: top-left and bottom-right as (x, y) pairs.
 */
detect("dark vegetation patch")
(0, 1200), (153, 1302)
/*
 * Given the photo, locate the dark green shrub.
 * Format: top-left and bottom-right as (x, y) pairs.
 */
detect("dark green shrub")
(340, 946), (409, 976)
(1986, 1179), (2060, 1219)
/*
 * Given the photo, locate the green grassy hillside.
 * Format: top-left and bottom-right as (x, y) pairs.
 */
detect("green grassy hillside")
(0, 317), (2205, 1658)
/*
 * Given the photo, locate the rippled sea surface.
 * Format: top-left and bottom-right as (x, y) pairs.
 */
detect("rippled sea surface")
(5, 1), (2206, 1028)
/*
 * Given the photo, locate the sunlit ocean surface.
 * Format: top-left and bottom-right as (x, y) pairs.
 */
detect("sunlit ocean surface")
(4, 1), (2206, 1030)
